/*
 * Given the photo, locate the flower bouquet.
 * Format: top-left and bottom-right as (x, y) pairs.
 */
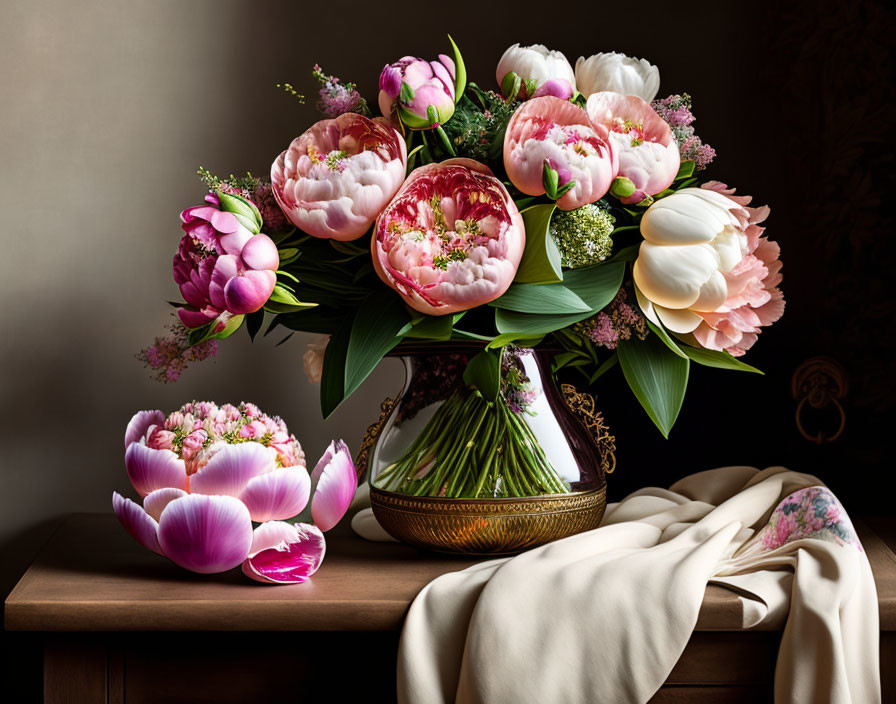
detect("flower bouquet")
(141, 39), (783, 530)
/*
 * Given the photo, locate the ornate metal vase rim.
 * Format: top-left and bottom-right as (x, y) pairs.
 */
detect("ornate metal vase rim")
(360, 347), (616, 555)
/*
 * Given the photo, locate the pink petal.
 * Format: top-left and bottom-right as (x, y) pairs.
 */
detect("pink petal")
(124, 410), (165, 448)
(310, 440), (358, 532)
(143, 487), (189, 521)
(157, 494), (253, 574)
(190, 442), (274, 497)
(223, 269), (276, 314)
(125, 443), (187, 497)
(239, 466), (311, 522)
(241, 521), (326, 584)
(240, 234), (279, 271)
(112, 491), (163, 555)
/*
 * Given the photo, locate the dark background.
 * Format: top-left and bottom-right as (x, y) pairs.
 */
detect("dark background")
(2, 0), (894, 698)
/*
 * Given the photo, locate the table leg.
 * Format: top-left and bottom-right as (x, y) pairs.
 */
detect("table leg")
(44, 639), (122, 704)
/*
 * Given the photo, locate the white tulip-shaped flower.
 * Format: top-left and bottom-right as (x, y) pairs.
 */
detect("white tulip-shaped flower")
(633, 188), (748, 333)
(575, 52), (660, 103)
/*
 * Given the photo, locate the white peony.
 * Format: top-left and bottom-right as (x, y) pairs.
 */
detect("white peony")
(633, 189), (747, 333)
(575, 52), (660, 102)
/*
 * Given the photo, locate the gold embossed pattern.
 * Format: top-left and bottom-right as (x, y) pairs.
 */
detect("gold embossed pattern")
(369, 485), (606, 555)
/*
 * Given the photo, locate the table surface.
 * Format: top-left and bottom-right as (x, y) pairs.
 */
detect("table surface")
(5, 513), (895, 633)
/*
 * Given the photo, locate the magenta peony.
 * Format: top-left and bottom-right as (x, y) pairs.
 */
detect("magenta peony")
(372, 158), (525, 316)
(175, 194), (279, 328)
(586, 92), (680, 204)
(271, 113), (407, 241)
(379, 55), (456, 129)
(503, 96), (617, 210)
(113, 402), (358, 581)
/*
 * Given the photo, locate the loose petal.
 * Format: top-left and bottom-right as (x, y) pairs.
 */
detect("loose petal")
(311, 440), (358, 531)
(125, 443), (188, 497)
(242, 522), (326, 584)
(124, 410), (165, 448)
(112, 492), (163, 555)
(157, 494), (253, 573)
(239, 467), (312, 522)
(190, 442), (273, 497)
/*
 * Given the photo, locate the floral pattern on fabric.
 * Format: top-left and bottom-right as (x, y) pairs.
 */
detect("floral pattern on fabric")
(756, 486), (861, 552)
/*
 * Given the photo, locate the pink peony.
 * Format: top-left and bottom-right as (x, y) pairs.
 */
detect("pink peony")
(271, 113), (407, 241)
(586, 92), (680, 204)
(174, 194), (279, 328)
(691, 182), (784, 356)
(379, 55), (456, 129)
(372, 158), (525, 316)
(503, 96), (617, 210)
(113, 402), (358, 581)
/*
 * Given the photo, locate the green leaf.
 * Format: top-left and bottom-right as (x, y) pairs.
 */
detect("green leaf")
(487, 333), (544, 349)
(268, 284), (303, 306)
(515, 204), (562, 284)
(646, 321), (688, 359)
(675, 160), (696, 180)
(561, 262), (626, 309)
(320, 324), (350, 418)
(434, 125), (456, 156)
(403, 313), (455, 340)
(494, 262), (625, 336)
(617, 334), (690, 438)
(210, 314), (244, 340)
(589, 353), (618, 382)
(263, 300), (318, 314)
(246, 310), (264, 341)
(680, 346), (764, 374)
(450, 328), (496, 342)
(607, 244), (640, 263)
(344, 289), (410, 400)
(463, 347), (502, 401)
(278, 248), (300, 266)
(447, 34), (467, 102)
(491, 282), (589, 314)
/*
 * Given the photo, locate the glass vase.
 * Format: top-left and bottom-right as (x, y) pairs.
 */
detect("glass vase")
(360, 343), (615, 554)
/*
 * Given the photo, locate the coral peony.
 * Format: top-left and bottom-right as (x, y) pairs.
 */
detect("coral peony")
(503, 96), (617, 210)
(271, 113), (407, 241)
(372, 158), (524, 316)
(175, 193), (279, 328)
(689, 183), (784, 356)
(633, 185), (783, 355)
(113, 402), (357, 579)
(586, 92), (680, 204)
(495, 44), (576, 100)
(379, 55), (456, 129)
(575, 51), (660, 102)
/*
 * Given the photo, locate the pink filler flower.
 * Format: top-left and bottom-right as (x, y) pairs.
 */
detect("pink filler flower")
(372, 158), (525, 316)
(271, 113), (407, 241)
(113, 403), (357, 583)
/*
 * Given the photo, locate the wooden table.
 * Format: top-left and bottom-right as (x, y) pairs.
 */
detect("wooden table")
(5, 514), (895, 703)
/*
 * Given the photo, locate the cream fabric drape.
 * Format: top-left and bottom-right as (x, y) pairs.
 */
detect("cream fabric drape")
(353, 466), (880, 703)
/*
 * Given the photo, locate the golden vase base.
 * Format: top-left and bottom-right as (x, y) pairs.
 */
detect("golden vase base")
(369, 484), (607, 556)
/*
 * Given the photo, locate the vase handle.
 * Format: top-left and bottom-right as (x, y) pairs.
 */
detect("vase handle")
(560, 384), (617, 475)
(354, 396), (398, 482)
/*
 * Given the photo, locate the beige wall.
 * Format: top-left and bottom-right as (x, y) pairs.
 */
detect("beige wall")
(0, 0), (411, 596)
(0, 0), (754, 598)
